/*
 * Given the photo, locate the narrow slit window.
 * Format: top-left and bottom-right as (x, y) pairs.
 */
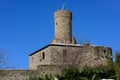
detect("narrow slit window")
(104, 50), (106, 53)
(42, 52), (45, 59)
(56, 22), (57, 25)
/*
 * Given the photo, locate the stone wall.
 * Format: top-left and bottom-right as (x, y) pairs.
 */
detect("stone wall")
(0, 70), (39, 80)
(0, 65), (72, 80)
(29, 44), (112, 70)
(29, 46), (52, 70)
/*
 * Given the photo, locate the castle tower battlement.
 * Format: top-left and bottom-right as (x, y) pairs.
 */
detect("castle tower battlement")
(52, 10), (76, 44)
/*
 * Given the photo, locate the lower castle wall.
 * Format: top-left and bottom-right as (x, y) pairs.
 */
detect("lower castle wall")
(0, 65), (69, 80)
(0, 65), (76, 80)
(0, 70), (39, 80)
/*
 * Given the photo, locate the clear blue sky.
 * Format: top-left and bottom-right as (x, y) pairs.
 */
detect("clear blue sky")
(0, 0), (120, 69)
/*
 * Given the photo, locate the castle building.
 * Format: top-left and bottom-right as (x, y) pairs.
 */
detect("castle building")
(0, 9), (113, 80)
(29, 9), (112, 74)
(0, 8), (113, 80)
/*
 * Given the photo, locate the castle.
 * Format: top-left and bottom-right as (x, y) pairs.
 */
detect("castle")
(0, 9), (112, 80)
(29, 9), (112, 72)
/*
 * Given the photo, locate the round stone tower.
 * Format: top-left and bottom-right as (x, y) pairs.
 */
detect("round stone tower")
(52, 9), (76, 44)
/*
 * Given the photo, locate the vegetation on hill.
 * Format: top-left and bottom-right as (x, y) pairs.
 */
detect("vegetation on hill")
(29, 66), (115, 80)
(115, 50), (120, 80)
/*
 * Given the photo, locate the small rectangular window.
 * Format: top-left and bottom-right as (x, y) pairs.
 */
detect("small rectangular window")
(56, 23), (57, 25)
(42, 52), (45, 59)
(104, 50), (106, 53)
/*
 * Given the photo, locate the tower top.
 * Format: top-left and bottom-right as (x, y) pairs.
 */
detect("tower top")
(52, 6), (76, 44)
(55, 4), (71, 13)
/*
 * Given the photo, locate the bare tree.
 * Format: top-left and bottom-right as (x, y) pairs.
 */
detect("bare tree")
(0, 49), (14, 70)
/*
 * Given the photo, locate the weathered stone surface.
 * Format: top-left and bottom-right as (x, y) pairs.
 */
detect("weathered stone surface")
(52, 10), (73, 44)
(29, 44), (112, 71)
(0, 70), (39, 80)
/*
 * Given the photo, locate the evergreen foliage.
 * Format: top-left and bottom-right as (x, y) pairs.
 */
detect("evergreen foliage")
(115, 50), (120, 80)
(29, 65), (116, 80)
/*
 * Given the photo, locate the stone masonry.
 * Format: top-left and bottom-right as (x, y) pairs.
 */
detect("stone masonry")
(29, 43), (112, 70)
(29, 9), (112, 71)
(52, 10), (76, 44)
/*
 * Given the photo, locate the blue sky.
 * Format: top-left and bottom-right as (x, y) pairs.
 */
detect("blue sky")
(0, 0), (120, 69)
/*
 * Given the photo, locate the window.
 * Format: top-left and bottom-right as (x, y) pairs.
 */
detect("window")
(69, 22), (71, 24)
(104, 50), (106, 53)
(42, 52), (45, 59)
(56, 22), (57, 25)
(32, 57), (34, 61)
(63, 49), (67, 54)
(63, 49), (67, 57)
